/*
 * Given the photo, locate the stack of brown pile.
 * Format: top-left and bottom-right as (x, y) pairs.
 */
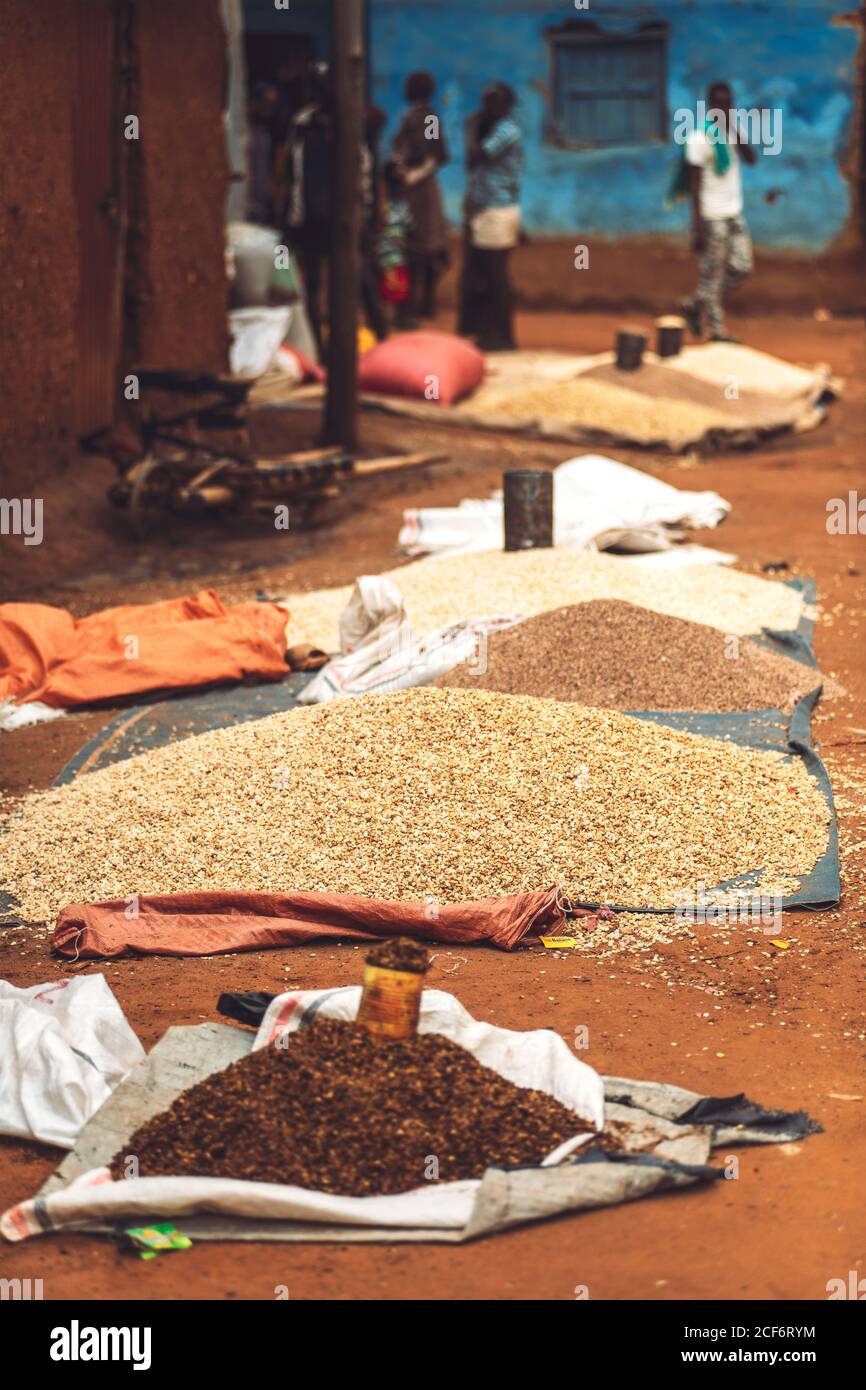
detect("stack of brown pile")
(434, 600), (819, 711)
(110, 1016), (587, 1196)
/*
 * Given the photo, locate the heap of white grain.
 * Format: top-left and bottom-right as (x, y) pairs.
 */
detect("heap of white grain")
(280, 550), (805, 651)
(2, 687), (828, 923)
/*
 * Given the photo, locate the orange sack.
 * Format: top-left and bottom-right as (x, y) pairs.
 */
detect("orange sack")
(0, 589), (290, 708)
(52, 887), (566, 959)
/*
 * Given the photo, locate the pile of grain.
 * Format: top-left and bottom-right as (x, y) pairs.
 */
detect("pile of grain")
(463, 373), (735, 448)
(109, 1017), (586, 1195)
(434, 600), (819, 710)
(282, 550), (804, 651)
(2, 687), (829, 920)
(366, 937), (430, 973)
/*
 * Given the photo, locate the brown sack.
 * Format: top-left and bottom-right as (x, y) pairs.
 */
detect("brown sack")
(51, 886), (565, 960)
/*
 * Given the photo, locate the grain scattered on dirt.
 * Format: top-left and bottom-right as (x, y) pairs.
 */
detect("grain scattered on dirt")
(109, 1017), (588, 1196)
(2, 687), (829, 922)
(282, 550), (805, 651)
(434, 600), (824, 711)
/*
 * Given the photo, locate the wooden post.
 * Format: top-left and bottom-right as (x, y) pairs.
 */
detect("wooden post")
(323, 0), (364, 450)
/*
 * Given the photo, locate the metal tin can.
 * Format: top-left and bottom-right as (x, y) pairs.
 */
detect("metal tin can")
(356, 963), (424, 1039)
(503, 468), (553, 551)
(355, 938), (430, 1039)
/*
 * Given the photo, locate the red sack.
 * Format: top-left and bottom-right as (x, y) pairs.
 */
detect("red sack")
(52, 886), (566, 959)
(358, 330), (484, 405)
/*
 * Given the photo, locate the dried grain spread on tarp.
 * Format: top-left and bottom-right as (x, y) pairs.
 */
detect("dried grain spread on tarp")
(109, 1018), (589, 1196)
(282, 551), (804, 650)
(3, 687), (829, 918)
(435, 600), (825, 711)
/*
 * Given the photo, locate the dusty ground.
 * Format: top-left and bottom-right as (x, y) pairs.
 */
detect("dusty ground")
(1, 311), (865, 1301)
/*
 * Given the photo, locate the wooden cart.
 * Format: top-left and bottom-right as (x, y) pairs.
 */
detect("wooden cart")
(82, 368), (447, 539)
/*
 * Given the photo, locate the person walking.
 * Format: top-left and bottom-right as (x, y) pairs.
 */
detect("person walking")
(459, 82), (522, 351)
(392, 71), (450, 325)
(679, 81), (757, 343)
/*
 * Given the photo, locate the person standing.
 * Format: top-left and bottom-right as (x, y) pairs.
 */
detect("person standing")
(280, 65), (334, 353)
(246, 83), (279, 225)
(376, 160), (414, 328)
(680, 81), (757, 343)
(360, 103), (389, 340)
(459, 82), (522, 351)
(392, 71), (450, 325)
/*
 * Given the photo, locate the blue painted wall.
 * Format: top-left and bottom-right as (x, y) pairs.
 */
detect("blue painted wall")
(242, 0), (860, 252)
(369, 0), (859, 251)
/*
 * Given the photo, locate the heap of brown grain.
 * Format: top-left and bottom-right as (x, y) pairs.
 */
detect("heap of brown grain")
(434, 600), (822, 711)
(461, 373), (734, 448)
(109, 1017), (588, 1196)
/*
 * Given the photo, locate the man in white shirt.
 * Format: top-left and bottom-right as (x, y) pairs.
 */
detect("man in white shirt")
(680, 81), (757, 342)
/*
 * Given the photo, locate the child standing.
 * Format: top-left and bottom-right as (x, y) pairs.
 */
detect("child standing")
(377, 160), (414, 328)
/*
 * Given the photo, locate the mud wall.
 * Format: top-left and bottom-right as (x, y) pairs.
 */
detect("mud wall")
(130, 0), (230, 370)
(0, 2), (80, 476)
(0, 0), (229, 491)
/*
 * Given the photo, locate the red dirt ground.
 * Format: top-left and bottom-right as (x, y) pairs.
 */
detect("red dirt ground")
(1, 311), (865, 1301)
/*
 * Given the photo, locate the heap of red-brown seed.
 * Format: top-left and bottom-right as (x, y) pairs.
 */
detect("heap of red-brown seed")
(110, 1017), (589, 1197)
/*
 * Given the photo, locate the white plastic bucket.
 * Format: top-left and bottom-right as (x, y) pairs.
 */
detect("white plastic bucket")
(227, 222), (280, 307)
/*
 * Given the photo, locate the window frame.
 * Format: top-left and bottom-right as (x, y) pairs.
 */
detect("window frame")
(546, 26), (669, 150)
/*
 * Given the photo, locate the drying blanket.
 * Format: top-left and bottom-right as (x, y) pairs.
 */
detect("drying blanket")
(362, 344), (837, 452)
(0, 590), (291, 714)
(1, 1001), (818, 1245)
(271, 344), (836, 452)
(51, 886), (565, 960)
(399, 453), (731, 558)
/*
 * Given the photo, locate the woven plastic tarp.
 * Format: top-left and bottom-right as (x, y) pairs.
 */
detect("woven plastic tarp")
(613, 580), (839, 911)
(1, 1012), (818, 1246)
(1, 581), (838, 923)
